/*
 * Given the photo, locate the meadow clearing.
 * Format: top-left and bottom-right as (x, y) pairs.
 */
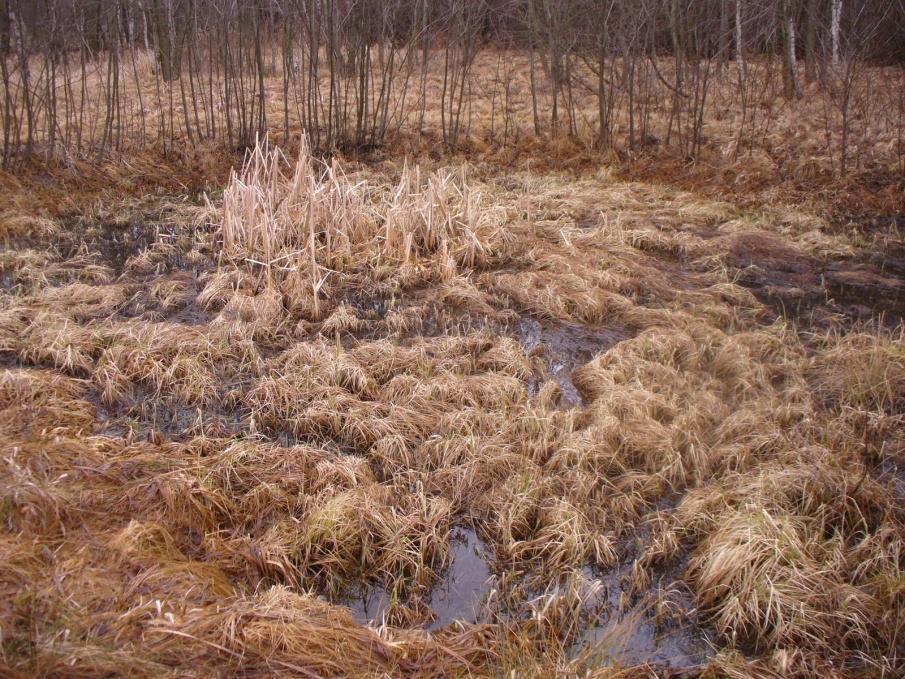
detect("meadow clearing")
(1, 3), (904, 676)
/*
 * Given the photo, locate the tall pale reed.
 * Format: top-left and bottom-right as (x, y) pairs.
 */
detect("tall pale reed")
(218, 136), (509, 313)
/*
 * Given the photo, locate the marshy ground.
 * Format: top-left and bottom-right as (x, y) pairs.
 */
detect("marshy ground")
(1, 141), (904, 677)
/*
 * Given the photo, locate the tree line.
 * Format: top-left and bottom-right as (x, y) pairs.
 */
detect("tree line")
(1, 0), (902, 171)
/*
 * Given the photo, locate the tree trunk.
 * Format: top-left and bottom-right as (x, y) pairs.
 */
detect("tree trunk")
(781, 0), (802, 99)
(735, 0), (746, 87)
(804, 0), (818, 82)
(719, 0), (730, 71)
(831, 0), (842, 68)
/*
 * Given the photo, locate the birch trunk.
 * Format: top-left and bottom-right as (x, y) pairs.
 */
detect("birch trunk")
(735, 0), (746, 86)
(831, 0), (842, 68)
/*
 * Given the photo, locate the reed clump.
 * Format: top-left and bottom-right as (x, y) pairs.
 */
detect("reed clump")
(215, 138), (512, 322)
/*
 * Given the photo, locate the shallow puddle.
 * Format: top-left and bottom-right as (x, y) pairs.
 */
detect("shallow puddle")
(579, 613), (711, 670)
(427, 527), (493, 630)
(346, 527), (493, 628)
(346, 583), (393, 625)
(515, 317), (631, 407)
(574, 564), (712, 671)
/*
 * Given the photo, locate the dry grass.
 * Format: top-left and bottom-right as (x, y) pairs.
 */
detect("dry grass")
(213, 138), (514, 321)
(1, 131), (903, 678)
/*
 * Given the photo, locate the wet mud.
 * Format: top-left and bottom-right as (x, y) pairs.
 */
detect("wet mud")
(71, 220), (163, 274)
(90, 384), (247, 442)
(823, 248), (905, 321)
(723, 231), (905, 327)
(515, 317), (633, 407)
(54, 216), (217, 279)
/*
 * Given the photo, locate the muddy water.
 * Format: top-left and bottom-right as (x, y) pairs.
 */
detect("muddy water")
(59, 219), (219, 326)
(724, 231), (905, 327)
(346, 583), (393, 624)
(427, 528), (493, 629)
(515, 317), (632, 407)
(54, 220), (161, 275)
(349, 296), (633, 409)
(57, 218), (214, 278)
(24, 214), (701, 661)
(343, 518), (711, 672)
(822, 247), (905, 322)
(575, 564), (711, 670)
(346, 527), (492, 628)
